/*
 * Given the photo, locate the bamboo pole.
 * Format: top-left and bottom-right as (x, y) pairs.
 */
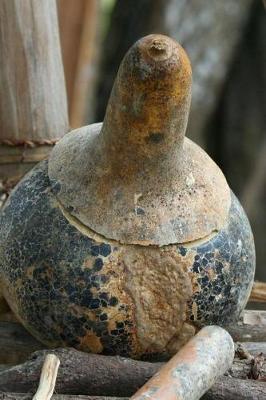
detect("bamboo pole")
(0, 0), (69, 186)
(57, 0), (86, 114)
(57, 0), (99, 128)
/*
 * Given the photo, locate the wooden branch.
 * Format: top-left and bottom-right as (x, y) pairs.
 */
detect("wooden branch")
(0, 342), (265, 398)
(2, 379), (266, 400)
(132, 326), (234, 400)
(202, 377), (266, 400)
(0, 395), (126, 400)
(33, 354), (60, 400)
(0, 348), (162, 397)
(226, 310), (266, 342)
(249, 281), (266, 303)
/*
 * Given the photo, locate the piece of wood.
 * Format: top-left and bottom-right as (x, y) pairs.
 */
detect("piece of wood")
(57, 0), (86, 114)
(249, 281), (266, 303)
(0, 348), (162, 396)
(0, 0), (68, 182)
(0, 341), (265, 397)
(131, 326), (234, 400)
(68, 0), (99, 128)
(2, 380), (266, 400)
(202, 376), (266, 400)
(0, 395), (126, 400)
(226, 310), (266, 342)
(57, 0), (99, 128)
(33, 354), (60, 400)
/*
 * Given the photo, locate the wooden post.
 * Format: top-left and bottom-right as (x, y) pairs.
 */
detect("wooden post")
(0, 0), (69, 186)
(57, 0), (99, 128)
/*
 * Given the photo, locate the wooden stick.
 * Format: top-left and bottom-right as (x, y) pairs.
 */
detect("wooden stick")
(0, 348), (162, 396)
(0, 394), (126, 400)
(1, 379), (266, 400)
(249, 281), (266, 303)
(33, 354), (60, 400)
(131, 326), (234, 400)
(202, 376), (266, 400)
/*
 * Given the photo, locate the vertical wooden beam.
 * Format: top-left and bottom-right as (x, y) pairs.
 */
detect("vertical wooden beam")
(0, 0), (69, 184)
(57, 0), (99, 128)
(57, 0), (85, 112)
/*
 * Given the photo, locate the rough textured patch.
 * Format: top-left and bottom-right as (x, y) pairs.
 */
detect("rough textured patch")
(0, 162), (255, 358)
(122, 246), (195, 355)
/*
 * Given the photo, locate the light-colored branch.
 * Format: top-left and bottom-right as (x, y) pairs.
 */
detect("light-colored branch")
(33, 354), (60, 400)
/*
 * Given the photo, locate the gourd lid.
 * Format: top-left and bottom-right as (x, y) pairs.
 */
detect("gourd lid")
(48, 35), (230, 246)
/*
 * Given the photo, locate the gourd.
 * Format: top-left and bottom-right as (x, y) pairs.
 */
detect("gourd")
(0, 35), (255, 359)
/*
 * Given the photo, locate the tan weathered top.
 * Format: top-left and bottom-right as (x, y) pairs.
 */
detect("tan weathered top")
(49, 34), (231, 246)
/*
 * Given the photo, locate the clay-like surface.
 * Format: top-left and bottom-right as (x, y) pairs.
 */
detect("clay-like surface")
(0, 162), (255, 358)
(49, 124), (230, 246)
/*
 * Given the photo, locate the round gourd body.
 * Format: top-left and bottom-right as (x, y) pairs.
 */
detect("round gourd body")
(0, 161), (255, 358)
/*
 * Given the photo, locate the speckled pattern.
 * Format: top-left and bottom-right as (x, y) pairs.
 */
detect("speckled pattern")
(186, 193), (255, 326)
(0, 162), (136, 356)
(0, 161), (255, 358)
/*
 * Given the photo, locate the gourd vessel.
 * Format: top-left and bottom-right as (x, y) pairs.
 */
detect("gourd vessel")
(0, 35), (255, 358)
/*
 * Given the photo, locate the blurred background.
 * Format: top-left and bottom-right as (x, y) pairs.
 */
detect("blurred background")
(56, 0), (265, 281)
